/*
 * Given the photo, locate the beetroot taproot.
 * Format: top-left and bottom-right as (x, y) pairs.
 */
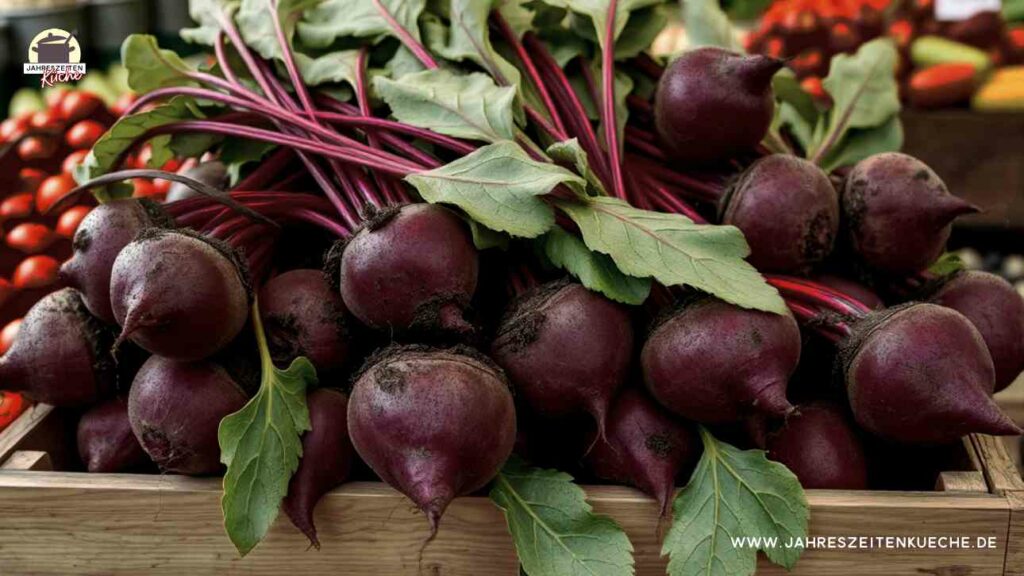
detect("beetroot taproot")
(128, 355), (249, 475)
(0, 288), (116, 406)
(490, 280), (633, 438)
(336, 204), (478, 338)
(843, 303), (1020, 444)
(283, 388), (354, 548)
(77, 397), (150, 473)
(110, 228), (250, 360)
(348, 345), (515, 535)
(766, 402), (868, 489)
(842, 153), (979, 275)
(586, 388), (698, 515)
(642, 298), (800, 423)
(927, 271), (1024, 392)
(722, 155), (839, 272)
(656, 48), (783, 164)
(260, 269), (351, 375)
(59, 199), (173, 324)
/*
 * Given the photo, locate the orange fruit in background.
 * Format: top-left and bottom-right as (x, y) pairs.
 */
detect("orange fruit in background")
(0, 392), (27, 430)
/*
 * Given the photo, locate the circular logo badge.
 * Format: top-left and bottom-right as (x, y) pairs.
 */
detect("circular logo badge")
(27, 28), (81, 64)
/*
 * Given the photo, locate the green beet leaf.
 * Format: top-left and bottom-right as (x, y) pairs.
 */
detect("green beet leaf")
(682, 0), (743, 51)
(819, 114), (903, 172)
(121, 35), (197, 94)
(375, 69), (518, 143)
(663, 428), (809, 576)
(554, 196), (788, 314)
(182, 0), (239, 46)
(297, 0), (426, 49)
(547, 138), (606, 195)
(542, 227), (651, 305)
(295, 49), (361, 88)
(406, 141), (584, 238)
(219, 300), (316, 557)
(540, 0), (661, 49)
(490, 457), (635, 576)
(236, 0), (319, 61)
(570, 5), (669, 59)
(433, 0), (525, 90)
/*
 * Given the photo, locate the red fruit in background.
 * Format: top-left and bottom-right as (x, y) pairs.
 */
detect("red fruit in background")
(60, 92), (104, 124)
(65, 121), (104, 150)
(0, 279), (13, 309)
(0, 392), (26, 429)
(801, 76), (827, 100)
(45, 88), (69, 110)
(907, 63), (978, 108)
(56, 206), (92, 239)
(28, 110), (64, 132)
(111, 93), (137, 117)
(0, 194), (34, 222)
(62, 149), (90, 175)
(0, 117), (28, 142)
(7, 224), (56, 254)
(17, 168), (46, 194)
(0, 320), (21, 355)
(13, 255), (59, 289)
(17, 136), (57, 162)
(131, 179), (161, 199)
(36, 173), (76, 214)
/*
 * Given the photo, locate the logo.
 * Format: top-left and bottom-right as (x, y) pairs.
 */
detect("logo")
(22, 29), (87, 87)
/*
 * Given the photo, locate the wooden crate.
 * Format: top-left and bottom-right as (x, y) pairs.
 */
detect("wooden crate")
(0, 405), (1021, 575)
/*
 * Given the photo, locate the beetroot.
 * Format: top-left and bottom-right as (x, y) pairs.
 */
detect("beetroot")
(586, 388), (698, 516)
(348, 345), (516, 534)
(110, 228), (250, 360)
(927, 271), (1024, 392)
(842, 153), (979, 275)
(77, 397), (150, 473)
(814, 274), (884, 310)
(260, 269), (351, 375)
(655, 48), (783, 164)
(490, 280), (633, 437)
(642, 297), (800, 424)
(766, 403), (868, 490)
(336, 204), (478, 338)
(843, 303), (1020, 444)
(59, 199), (173, 324)
(0, 288), (116, 406)
(283, 388), (354, 548)
(722, 155), (839, 272)
(128, 355), (249, 475)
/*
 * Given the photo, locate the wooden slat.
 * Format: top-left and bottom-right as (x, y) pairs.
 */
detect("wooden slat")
(1004, 491), (1024, 576)
(937, 471), (990, 493)
(0, 404), (77, 471)
(1, 451), (52, 471)
(973, 435), (1024, 495)
(0, 474), (1010, 576)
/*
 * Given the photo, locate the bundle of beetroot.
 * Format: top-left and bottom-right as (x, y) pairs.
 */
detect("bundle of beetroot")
(3, 1), (1020, 575)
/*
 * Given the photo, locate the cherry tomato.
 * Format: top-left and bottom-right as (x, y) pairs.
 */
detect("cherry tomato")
(0, 194), (35, 221)
(0, 116), (28, 142)
(132, 178), (161, 199)
(7, 223), (56, 254)
(111, 93), (138, 117)
(162, 157), (183, 173)
(36, 173), (77, 215)
(56, 206), (92, 239)
(0, 391), (27, 429)
(0, 279), (13, 310)
(17, 136), (58, 162)
(136, 145), (153, 168)
(17, 168), (47, 194)
(65, 120), (105, 150)
(45, 88), (70, 110)
(29, 109), (64, 132)
(154, 179), (172, 195)
(62, 149), (90, 175)
(0, 319), (19, 355)
(60, 91), (104, 124)
(13, 255), (60, 289)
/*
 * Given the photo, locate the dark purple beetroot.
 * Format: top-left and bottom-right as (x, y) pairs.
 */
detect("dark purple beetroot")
(766, 402), (868, 490)
(59, 199), (173, 324)
(842, 153), (979, 275)
(586, 388), (698, 515)
(490, 280), (633, 437)
(128, 355), (249, 475)
(110, 228), (250, 360)
(0, 288), (116, 406)
(655, 48), (783, 164)
(642, 298), (800, 424)
(843, 303), (1020, 444)
(348, 345), (515, 535)
(927, 271), (1024, 392)
(165, 161), (228, 203)
(260, 269), (351, 375)
(814, 274), (884, 310)
(283, 388), (354, 548)
(337, 204), (478, 338)
(77, 397), (150, 473)
(722, 155), (839, 272)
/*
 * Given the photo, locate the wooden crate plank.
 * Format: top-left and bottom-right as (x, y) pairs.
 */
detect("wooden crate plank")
(937, 471), (989, 493)
(1004, 491), (1024, 576)
(0, 474), (1010, 576)
(0, 404), (77, 471)
(973, 435), (1024, 495)
(1, 451), (52, 471)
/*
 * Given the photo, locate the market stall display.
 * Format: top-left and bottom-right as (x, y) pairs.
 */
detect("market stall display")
(0, 1), (1020, 575)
